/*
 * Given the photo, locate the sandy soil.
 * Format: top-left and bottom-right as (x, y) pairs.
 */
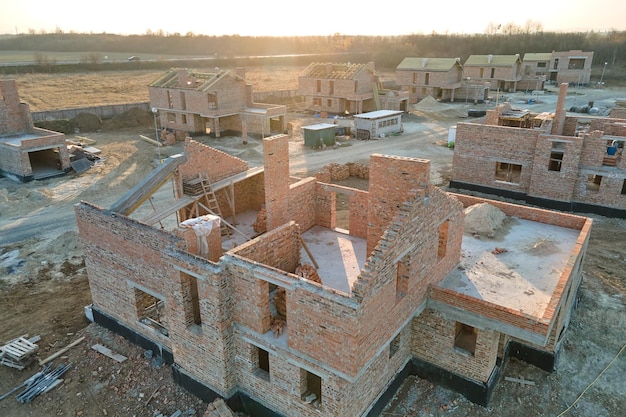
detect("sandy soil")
(1, 78), (625, 417)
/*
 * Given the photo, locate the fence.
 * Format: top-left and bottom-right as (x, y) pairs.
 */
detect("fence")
(31, 102), (150, 122)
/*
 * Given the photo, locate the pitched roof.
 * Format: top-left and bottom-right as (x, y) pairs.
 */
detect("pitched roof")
(300, 62), (374, 80)
(523, 53), (552, 62)
(148, 68), (245, 92)
(464, 54), (521, 66)
(396, 57), (462, 71)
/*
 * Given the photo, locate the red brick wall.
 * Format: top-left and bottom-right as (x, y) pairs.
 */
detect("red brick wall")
(263, 135), (290, 231)
(411, 309), (500, 382)
(178, 139), (249, 183)
(0, 80), (33, 134)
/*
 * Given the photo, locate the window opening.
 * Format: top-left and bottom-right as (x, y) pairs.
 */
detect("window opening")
(134, 288), (168, 337)
(389, 333), (401, 358)
(586, 174), (602, 191)
(255, 346), (270, 380)
(438, 220), (449, 259)
(301, 369), (322, 407)
(454, 322), (477, 356)
(495, 162), (522, 183)
(549, 142), (565, 171)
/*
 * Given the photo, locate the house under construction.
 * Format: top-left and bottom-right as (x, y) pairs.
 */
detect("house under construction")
(76, 134), (591, 416)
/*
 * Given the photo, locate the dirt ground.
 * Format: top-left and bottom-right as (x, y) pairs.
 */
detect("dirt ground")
(1, 71), (626, 417)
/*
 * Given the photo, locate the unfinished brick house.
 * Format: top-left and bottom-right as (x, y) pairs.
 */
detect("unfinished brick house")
(548, 50), (594, 85)
(518, 52), (551, 91)
(0, 80), (71, 182)
(395, 57), (463, 103)
(148, 68), (286, 141)
(463, 54), (522, 92)
(298, 62), (408, 114)
(451, 83), (626, 217)
(76, 133), (591, 416)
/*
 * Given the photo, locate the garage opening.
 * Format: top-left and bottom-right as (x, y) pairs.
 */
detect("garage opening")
(28, 148), (63, 179)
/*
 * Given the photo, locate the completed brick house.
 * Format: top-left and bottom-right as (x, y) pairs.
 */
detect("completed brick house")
(451, 83), (626, 217)
(0, 80), (71, 182)
(148, 68), (286, 141)
(76, 133), (591, 416)
(395, 57), (463, 103)
(298, 62), (408, 115)
(463, 54), (522, 92)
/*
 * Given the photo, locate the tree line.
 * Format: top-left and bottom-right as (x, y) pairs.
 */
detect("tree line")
(1, 30), (625, 70)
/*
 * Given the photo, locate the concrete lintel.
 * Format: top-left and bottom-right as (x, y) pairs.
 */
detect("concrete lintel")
(223, 254), (296, 291)
(236, 324), (352, 382)
(126, 279), (166, 301)
(392, 243), (416, 264)
(428, 299), (548, 347)
(167, 250), (223, 278)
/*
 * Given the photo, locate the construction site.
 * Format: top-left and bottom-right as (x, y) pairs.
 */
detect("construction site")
(1, 66), (625, 417)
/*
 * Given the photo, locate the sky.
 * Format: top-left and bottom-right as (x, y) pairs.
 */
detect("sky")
(1, 0), (626, 37)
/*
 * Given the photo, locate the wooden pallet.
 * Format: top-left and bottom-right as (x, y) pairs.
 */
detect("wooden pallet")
(0, 336), (39, 370)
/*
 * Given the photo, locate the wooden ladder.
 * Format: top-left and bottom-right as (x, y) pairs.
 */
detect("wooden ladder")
(199, 174), (230, 236)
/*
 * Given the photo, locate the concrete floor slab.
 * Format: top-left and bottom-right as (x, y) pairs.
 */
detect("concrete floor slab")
(440, 217), (579, 319)
(301, 226), (366, 294)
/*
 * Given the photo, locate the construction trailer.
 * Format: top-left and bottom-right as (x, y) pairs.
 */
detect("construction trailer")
(353, 110), (403, 140)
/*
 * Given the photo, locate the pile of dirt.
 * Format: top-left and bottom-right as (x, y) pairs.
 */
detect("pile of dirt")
(71, 112), (102, 132)
(101, 107), (153, 130)
(414, 95), (450, 112)
(0, 187), (51, 217)
(464, 202), (506, 237)
(34, 119), (73, 134)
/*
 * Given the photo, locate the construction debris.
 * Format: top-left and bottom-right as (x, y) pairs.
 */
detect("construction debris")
(203, 398), (237, 417)
(0, 336), (39, 370)
(270, 316), (285, 337)
(505, 376), (536, 386)
(16, 363), (72, 403)
(91, 344), (127, 363)
(38, 336), (85, 366)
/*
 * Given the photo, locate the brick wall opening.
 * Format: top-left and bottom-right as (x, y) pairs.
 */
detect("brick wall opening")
(495, 162), (522, 183)
(300, 369), (322, 407)
(586, 174), (602, 191)
(549, 142), (565, 171)
(396, 258), (409, 300)
(180, 272), (202, 330)
(255, 345), (270, 381)
(454, 322), (477, 356)
(389, 333), (401, 358)
(621, 180), (626, 195)
(438, 220), (450, 259)
(134, 288), (169, 337)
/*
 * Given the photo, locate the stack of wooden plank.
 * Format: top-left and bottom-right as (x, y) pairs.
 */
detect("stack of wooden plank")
(202, 398), (237, 417)
(0, 336), (39, 370)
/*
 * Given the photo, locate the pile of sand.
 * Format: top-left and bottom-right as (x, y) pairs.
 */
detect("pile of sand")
(464, 203), (506, 236)
(414, 95), (449, 112)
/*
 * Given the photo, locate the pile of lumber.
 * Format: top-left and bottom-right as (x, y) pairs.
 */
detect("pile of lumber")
(0, 336), (39, 370)
(202, 398), (237, 417)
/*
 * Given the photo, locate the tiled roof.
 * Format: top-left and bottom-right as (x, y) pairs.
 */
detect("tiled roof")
(300, 62), (373, 79)
(396, 57), (461, 71)
(464, 54), (521, 66)
(523, 53), (552, 61)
